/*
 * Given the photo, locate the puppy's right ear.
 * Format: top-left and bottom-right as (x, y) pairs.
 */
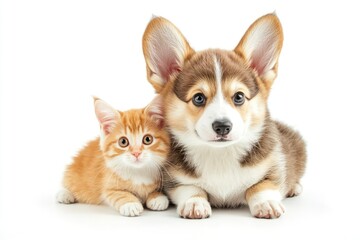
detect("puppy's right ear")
(142, 17), (194, 93)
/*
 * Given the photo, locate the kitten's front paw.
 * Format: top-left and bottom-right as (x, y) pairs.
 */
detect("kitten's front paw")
(146, 195), (169, 211)
(119, 202), (144, 217)
(56, 189), (76, 204)
(250, 200), (285, 219)
(177, 197), (212, 219)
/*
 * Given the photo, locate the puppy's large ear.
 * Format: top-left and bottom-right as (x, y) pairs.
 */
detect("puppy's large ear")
(234, 13), (283, 89)
(142, 17), (194, 93)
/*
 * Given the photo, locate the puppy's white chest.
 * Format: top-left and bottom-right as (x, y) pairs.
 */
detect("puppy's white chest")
(185, 147), (270, 207)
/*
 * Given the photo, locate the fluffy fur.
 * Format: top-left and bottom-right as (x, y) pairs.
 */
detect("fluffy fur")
(142, 13), (306, 219)
(56, 97), (170, 217)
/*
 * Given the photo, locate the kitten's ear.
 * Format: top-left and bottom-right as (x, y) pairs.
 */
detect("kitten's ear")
(93, 97), (120, 135)
(142, 16), (194, 93)
(234, 13), (283, 89)
(145, 95), (165, 128)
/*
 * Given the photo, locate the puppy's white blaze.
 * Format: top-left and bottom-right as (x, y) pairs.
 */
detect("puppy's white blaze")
(211, 55), (224, 114)
(214, 55), (222, 98)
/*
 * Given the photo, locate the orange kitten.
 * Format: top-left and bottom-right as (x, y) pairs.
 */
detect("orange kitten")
(56, 97), (170, 217)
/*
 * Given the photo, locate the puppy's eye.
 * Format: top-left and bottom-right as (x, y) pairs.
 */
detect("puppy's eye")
(118, 137), (129, 147)
(143, 134), (153, 145)
(233, 92), (245, 106)
(192, 93), (206, 107)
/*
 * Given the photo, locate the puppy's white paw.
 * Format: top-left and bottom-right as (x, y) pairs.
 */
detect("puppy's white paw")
(146, 195), (169, 211)
(119, 202), (143, 217)
(177, 197), (212, 219)
(250, 200), (285, 219)
(56, 189), (76, 204)
(248, 190), (284, 219)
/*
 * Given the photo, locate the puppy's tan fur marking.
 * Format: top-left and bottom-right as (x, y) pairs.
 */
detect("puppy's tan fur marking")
(245, 180), (278, 202)
(241, 116), (277, 167)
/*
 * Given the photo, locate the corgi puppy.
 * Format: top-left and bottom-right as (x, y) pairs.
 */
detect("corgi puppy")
(142, 13), (306, 219)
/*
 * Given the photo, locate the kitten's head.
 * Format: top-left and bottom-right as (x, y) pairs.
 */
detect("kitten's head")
(94, 97), (169, 172)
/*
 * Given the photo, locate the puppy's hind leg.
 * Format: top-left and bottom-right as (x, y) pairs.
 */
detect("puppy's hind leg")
(286, 182), (303, 198)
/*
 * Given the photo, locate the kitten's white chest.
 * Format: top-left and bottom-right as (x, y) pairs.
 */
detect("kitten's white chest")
(111, 165), (159, 185)
(121, 171), (157, 185)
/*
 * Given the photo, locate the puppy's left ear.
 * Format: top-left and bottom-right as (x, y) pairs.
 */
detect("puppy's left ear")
(234, 13), (283, 88)
(145, 95), (165, 128)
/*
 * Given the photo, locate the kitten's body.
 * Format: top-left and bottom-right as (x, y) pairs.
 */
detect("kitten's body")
(62, 137), (161, 205)
(57, 99), (170, 217)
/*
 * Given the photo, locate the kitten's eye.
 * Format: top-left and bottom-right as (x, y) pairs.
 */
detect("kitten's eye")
(233, 92), (245, 106)
(192, 93), (206, 107)
(118, 137), (129, 148)
(142, 134), (153, 145)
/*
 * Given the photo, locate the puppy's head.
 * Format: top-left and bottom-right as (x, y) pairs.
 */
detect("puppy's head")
(142, 14), (283, 148)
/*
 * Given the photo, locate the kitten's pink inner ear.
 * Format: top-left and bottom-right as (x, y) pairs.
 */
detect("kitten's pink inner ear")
(146, 96), (165, 128)
(94, 100), (118, 135)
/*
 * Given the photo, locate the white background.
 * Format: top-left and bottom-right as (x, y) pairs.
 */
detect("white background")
(1, 0), (360, 239)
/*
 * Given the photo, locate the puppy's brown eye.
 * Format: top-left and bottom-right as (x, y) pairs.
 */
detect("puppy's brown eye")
(143, 135), (153, 145)
(118, 137), (129, 147)
(192, 93), (206, 107)
(233, 92), (245, 106)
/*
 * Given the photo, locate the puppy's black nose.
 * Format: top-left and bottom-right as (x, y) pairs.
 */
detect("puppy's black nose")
(212, 119), (232, 136)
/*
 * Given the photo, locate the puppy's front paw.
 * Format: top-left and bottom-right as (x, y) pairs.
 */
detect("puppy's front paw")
(119, 202), (144, 217)
(146, 195), (169, 211)
(250, 200), (285, 219)
(177, 197), (212, 219)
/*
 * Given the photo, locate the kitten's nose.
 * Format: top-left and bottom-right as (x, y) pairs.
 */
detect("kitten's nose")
(132, 152), (141, 158)
(212, 119), (232, 136)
